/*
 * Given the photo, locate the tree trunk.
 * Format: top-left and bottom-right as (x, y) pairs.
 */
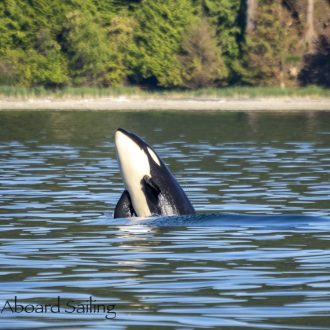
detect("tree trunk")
(246, 0), (257, 33)
(305, 0), (316, 52)
(279, 2), (285, 88)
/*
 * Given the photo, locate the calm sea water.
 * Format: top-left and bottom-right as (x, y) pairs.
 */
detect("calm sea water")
(0, 110), (330, 329)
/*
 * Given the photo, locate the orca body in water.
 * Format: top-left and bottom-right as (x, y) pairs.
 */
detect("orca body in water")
(114, 128), (195, 218)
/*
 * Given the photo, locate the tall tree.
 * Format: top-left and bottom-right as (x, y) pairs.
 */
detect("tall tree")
(202, 0), (244, 83)
(241, 0), (298, 86)
(106, 15), (136, 85)
(130, 0), (194, 88)
(180, 19), (228, 88)
(63, 11), (112, 86)
(246, 0), (257, 33)
(305, 0), (316, 52)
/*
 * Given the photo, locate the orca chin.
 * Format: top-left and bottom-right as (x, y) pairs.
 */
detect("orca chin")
(114, 128), (195, 218)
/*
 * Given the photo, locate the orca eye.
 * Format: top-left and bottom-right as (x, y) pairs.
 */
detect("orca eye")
(147, 147), (161, 166)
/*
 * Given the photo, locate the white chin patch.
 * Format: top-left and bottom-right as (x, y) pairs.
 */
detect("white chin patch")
(147, 147), (161, 166)
(115, 130), (152, 217)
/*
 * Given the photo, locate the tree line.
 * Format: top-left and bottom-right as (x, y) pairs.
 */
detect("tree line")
(0, 0), (329, 89)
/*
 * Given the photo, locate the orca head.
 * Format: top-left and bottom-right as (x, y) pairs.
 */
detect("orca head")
(115, 128), (162, 217)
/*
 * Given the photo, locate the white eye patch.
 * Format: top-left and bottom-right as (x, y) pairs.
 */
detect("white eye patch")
(147, 147), (161, 166)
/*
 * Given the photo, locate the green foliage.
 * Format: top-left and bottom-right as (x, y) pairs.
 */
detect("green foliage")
(202, 0), (244, 83)
(241, 1), (284, 86)
(241, 0), (307, 87)
(0, 0), (72, 86)
(0, 0), (329, 89)
(0, 46), (68, 87)
(63, 11), (111, 86)
(92, 0), (139, 21)
(63, 11), (136, 86)
(130, 0), (194, 87)
(180, 19), (228, 88)
(106, 16), (137, 85)
(0, 49), (27, 86)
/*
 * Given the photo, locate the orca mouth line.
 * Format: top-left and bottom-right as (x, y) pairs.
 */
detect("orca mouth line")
(116, 128), (129, 135)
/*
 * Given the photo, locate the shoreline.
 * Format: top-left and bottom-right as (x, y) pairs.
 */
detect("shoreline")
(0, 96), (330, 111)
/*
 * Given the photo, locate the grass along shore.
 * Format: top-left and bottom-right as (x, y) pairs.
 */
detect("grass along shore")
(0, 86), (329, 111)
(1, 86), (330, 99)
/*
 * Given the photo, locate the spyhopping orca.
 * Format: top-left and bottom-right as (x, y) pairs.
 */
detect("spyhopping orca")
(114, 128), (195, 218)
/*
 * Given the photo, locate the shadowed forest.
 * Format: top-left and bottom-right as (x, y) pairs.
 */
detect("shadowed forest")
(0, 0), (329, 90)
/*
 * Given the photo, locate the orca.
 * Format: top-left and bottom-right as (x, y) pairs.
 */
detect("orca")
(114, 128), (195, 218)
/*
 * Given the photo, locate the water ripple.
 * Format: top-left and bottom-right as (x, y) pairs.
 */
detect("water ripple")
(1, 111), (330, 329)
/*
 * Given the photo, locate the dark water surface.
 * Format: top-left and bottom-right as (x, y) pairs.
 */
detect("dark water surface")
(0, 110), (330, 329)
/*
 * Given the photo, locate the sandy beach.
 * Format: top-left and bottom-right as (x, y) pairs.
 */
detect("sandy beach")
(0, 96), (329, 111)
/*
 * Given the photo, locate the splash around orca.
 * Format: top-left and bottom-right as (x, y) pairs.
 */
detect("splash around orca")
(114, 128), (195, 218)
